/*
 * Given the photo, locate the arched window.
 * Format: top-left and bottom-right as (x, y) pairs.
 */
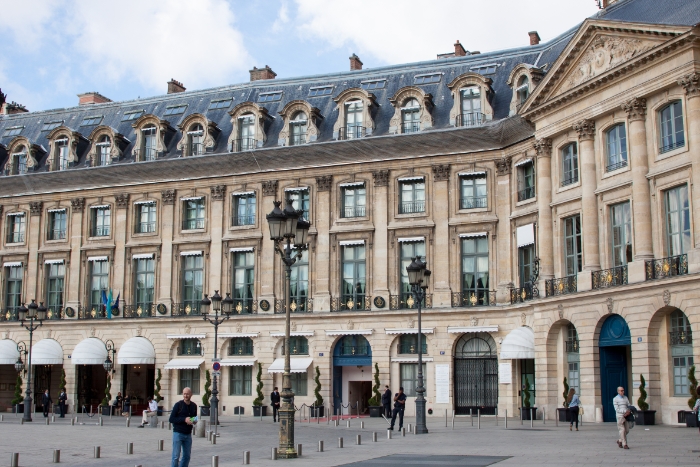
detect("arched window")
(229, 337), (254, 356)
(398, 334), (428, 355)
(188, 123), (204, 156)
(345, 100), (363, 139)
(11, 145), (27, 175)
(237, 113), (255, 151)
(670, 309), (693, 395)
(177, 338), (202, 356)
(401, 98), (420, 134)
(606, 124), (628, 172)
(337, 335), (370, 356)
(281, 336), (309, 355)
(97, 135), (111, 166)
(516, 76), (530, 105)
(290, 112), (307, 146)
(142, 124), (157, 161)
(561, 143), (578, 186)
(659, 100), (685, 153)
(566, 323), (580, 393)
(459, 87), (482, 127)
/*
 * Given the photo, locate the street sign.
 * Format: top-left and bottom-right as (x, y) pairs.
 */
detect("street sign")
(212, 362), (221, 372)
(212, 358), (221, 363)
(213, 371), (221, 377)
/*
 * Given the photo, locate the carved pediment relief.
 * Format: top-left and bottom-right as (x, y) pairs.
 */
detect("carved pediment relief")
(228, 102), (270, 151)
(87, 125), (128, 166)
(176, 113), (221, 156)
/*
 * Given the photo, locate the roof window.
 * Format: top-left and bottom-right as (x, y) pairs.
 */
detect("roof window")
(2, 126), (23, 137)
(360, 80), (386, 90)
(308, 86), (333, 97)
(208, 98), (232, 110)
(42, 121), (63, 132)
(164, 104), (188, 116)
(414, 73), (442, 85)
(122, 110), (144, 121)
(258, 91), (283, 103)
(470, 64), (499, 75)
(80, 116), (103, 126)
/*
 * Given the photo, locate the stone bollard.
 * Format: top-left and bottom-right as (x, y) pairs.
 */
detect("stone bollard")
(94, 446), (101, 459)
(372, 431), (377, 442)
(360, 421), (364, 429)
(127, 442), (133, 454)
(338, 437), (343, 448)
(52, 415), (55, 423)
(212, 455), (219, 467)
(242, 451), (250, 464)
(99, 417), (103, 426)
(407, 423), (411, 432)
(334, 419), (339, 427)
(53, 449), (60, 463)
(158, 440), (164, 451)
(296, 444), (302, 457)
(211, 433), (217, 445)
(161, 421), (165, 429)
(10, 453), (18, 467)
(20, 419), (24, 425)
(318, 440), (324, 452)
(126, 418), (130, 428)
(387, 429), (392, 439)
(1, 414), (3, 421)
(45, 418), (50, 425)
(196, 420), (206, 438)
(271, 447), (278, 460)
(346, 419), (351, 428)
(356, 435), (361, 445)
(401, 427), (406, 437)
(71, 418), (75, 426)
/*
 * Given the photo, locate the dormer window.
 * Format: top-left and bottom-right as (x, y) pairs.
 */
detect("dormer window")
(459, 87), (482, 127)
(290, 112), (308, 146)
(516, 76), (530, 105)
(11, 146), (27, 175)
(237, 114), (255, 151)
(188, 124), (204, 156)
(55, 138), (69, 170)
(401, 98), (421, 134)
(142, 125), (157, 161)
(344, 100), (363, 139)
(96, 136), (111, 166)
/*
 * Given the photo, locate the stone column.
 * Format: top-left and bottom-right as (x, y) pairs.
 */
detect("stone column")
(495, 157), (513, 303)
(259, 181), (278, 312)
(66, 198), (85, 312)
(534, 139), (554, 292)
(678, 73), (700, 272)
(112, 194), (130, 300)
(573, 120), (599, 290)
(431, 164), (451, 307)
(209, 185), (226, 294)
(313, 176), (332, 312)
(26, 202), (43, 300)
(158, 190), (176, 310)
(371, 170), (390, 309)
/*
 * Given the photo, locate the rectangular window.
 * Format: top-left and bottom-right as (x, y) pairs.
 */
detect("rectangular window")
(89, 260), (109, 312)
(42, 121), (63, 132)
(232, 251), (255, 314)
(341, 185), (366, 218)
(561, 143), (579, 186)
(414, 73), (441, 84)
(470, 64), (498, 75)
(665, 184), (691, 256)
(458, 87), (482, 127)
(48, 210), (67, 240)
(517, 162), (535, 201)
(308, 86), (333, 97)
(233, 194), (256, 226)
(5, 265), (23, 317)
(611, 202), (632, 266)
(182, 255), (204, 310)
(13, 153), (27, 175)
(341, 245), (366, 309)
(164, 104), (187, 116)
(290, 250), (309, 311)
(568, 362), (580, 395)
(229, 366), (252, 396)
(290, 373), (307, 396)
(134, 258), (155, 309)
(183, 198), (205, 230)
(659, 101), (685, 153)
(563, 215), (582, 276)
(399, 363), (427, 397)
(288, 189), (310, 220)
(606, 124), (628, 172)
(80, 116), (103, 126)
(520, 359), (536, 407)
(459, 174), (486, 209)
(179, 369), (200, 395)
(122, 110), (144, 121)
(208, 99), (232, 110)
(142, 126), (157, 162)
(46, 263), (65, 317)
(178, 339), (202, 356)
(519, 244), (535, 287)
(461, 236), (489, 305)
(3, 126), (23, 137)
(360, 80), (386, 90)
(258, 92), (282, 103)
(6, 214), (25, 243)
(399, 180), (425, 214)
(56, 140), (69, 171)
(674, 356), (694, 396)
(91, 207), (111, 237)
(400, 241), (426, 306)
(136, 203), (157, 233)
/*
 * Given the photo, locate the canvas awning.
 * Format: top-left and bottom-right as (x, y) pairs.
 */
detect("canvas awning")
(117, 337), (156, 365)
(164, 358), (204, 370)
(500, 327), (535, 360)
(71, 338), (107, 365)
(385, 328), (434, 335)
(390, 356), (434, 363)
(220, 358), (257, 367)
(0, 340), (19, 365)
(325, 330), (373, 336)
(516, 224), (535, 247)
(31, 339), (63, 365)
(447, 326), (498, 333)
(267, 357), (313, 374)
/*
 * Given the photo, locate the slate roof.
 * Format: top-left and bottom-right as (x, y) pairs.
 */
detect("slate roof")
(596, 0), (700, 26)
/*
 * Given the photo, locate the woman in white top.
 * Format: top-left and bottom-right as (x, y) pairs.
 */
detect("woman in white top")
(566, 388), (580, 431)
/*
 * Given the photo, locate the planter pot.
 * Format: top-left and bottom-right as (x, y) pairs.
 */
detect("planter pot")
(100, 406), (112, 416)
(157, 406), (164, 416)
(53, 406), (61, 414)
(368, 406), (383, 418)
(520, 407), (537, 420)
(200, 406), (211, 417)
(635, 410), (655, 426)
(12, 404), (24, 414)
(253, 405), (267, 417)
(678, 410), (688, 424)
(557, 408), (572, 422)
(686, 411), (699, 427)
(310, 405), (325, 418)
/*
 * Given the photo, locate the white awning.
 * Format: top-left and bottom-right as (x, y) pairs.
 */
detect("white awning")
(339, 240), (364, 246)
(232, 191), (256, 196)
(385, 328), (434, 335)
(90, 205), (110, 209)
(181, 196), (204, 201)
(180, 251), (203, 256)
(87, 256), (108, 262)
(220, 358), (257, 367)
(284, 187), (308, 192)
(3, 262), (22, 267)
(133, 200), (156, 205)
(447, 326), (499, 334)
(267, 357), (313, 374)
(117, 337), (156, 365)
(500, 327), (535, 360)
(269, 331), (314, 337)
(0, 340), (19, 365)
(397, 176), (424, 182)
(230, 247), (255, 253)
(459, 232), (487, 238)
(6, 212), (24, 217)
(44, 259), (65, 265)
(517, 224), (535, 248)
(166, 334), (206, 340)
(31, 339), (63, 365)
(391, 357), (434, 363)
(132, 253), (154, 260)
(218, 333), (259, 338)
(71, 338), (107, 365)
(338, 182), (365, 188)
(514, 158), (532, 167)
(397, 237), (424, 243)
(325, 330), (373, 336)
(164, 358), (204, 370)
(458, 171), (486, 177)
(47, 208), (66, 213)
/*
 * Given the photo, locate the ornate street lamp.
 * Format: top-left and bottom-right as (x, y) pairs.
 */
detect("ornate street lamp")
(406, 257), (431, 434)
(18, 300), (47, 422)
(103, 340), (116, 373)
(14, 341), (27, 374)
(266, 199), (311, 459)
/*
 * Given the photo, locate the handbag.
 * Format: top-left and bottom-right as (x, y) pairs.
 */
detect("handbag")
(578, 406), (584, 416)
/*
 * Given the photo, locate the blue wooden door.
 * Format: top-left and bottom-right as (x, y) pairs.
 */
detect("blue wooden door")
(600, 346), (628, 422)
(333, 366), (343, 415)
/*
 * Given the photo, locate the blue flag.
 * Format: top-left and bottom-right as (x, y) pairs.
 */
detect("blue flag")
(110, 292), (120, 319)
(106, 289), (113, 319)
(101, 290), (108, 310)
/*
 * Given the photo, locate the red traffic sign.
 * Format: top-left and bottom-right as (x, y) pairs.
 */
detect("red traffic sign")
(212, 362), (221, 372)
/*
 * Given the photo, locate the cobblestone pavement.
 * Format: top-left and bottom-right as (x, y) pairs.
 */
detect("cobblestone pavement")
(0, 413), (698, 466)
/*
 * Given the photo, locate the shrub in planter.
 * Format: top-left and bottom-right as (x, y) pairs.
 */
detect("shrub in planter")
(310, 366), (324, 417)
(367, 363), (383, 418)
(520, 376), (537, 420)
(687, 365), (699, 427)
(558, 377), (571, 422)
(635, 374), (655, 425)
(252, 363), (267, 416)
(201, 370), (211, 417)
(11, 373), (23, 413)
(100, 377), (112, 416)
(154, 369), (164, 415)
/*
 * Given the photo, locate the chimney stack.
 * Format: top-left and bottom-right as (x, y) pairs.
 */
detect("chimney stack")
(528, 31), (541, 46)
(1, 101), (28, 115)
(349, 54), (363, 71)
(78, 92), (112, 106)
(167, 79), (186, 94)
(249, 66), (277, 82)
(454, 40), (467, 57)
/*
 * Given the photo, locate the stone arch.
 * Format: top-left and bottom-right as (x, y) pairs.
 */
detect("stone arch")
(543, 319), (580, 412)
(3, 136), (43, 174)
(87, 125), (128, 166)
(228, 101), (271, 150)
(507, 64), (544, 116)
(388, 86), (434, 134)
(446, 72), (494, 125)
(332, 88), (377, 138)
(131, 114), (174, 161)
(452, 332), (498, 414)
(278, 100), (323, 146)
(46, 126), (84, 171)
(176, 113), (220, 156)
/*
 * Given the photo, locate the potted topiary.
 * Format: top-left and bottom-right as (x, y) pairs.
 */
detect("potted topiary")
(11, 373), (23, 414)
(367, 363), (383, 417)
(54, 368), (67, 414)
(520, 376), (537, 420)
(557, 377), (571, 423)
(310, 366), (324, 417)
(685, 365), (698, 427)
(200, 370), (211, 416)
(154, 369), (164, 415)
(635, 374), (655, 425)
(101, 376), (112, 416)
(252, 363), (267, 417)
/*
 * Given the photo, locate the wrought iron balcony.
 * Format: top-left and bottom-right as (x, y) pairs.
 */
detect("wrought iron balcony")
(389, 294), (432, 310)
(451, 290), (496, 307)
(645, 254), (688, 281)
(46, 305), (64, 320)
(171, 302), (202, 317)
(565, 339), (580, 353)
(275, 298), (313, 313)
(338, 344), (370, 356)
(48, 229), (66, 241)
(330, 295), (371, 312)
(232, 138), (256, 152)
(182, 219), (205, 230)
(229, 341), (254, 356)
(232, 299), (257, 314)
(560, 175), (579, 187)
(398, 343), (428, 355)
(0, 307), (19, 322)
(6, 232), (24, 243)
(338, 126), (365, 140)
(123, 304), (155, 318)
(606, 159), (628, 172)
(401, 122), (421, 134)
(510, 282), (538, 304)
(91, 226), (110, 237)
(341, 206), (366, 218)
(456, 112), (485, 128)
(592, 265), (628, 290)
(517, 186), (535, 201)
(460, 196), (487, 209)
(545, 276), (577, 297)
(289, 133), (307, 146)
(190, 142), (204, 156)
(670, 330), (693, 345)
(233, 215), (255, 226)
(78, 304), (109, 319)
(660, 139), (685, 154)
(177, 344), (202, 356)
(144, 148), (157, 162)
(399, 200), (425, 214)
(136, 222), (156, 234)
(282, 341), (309, 355)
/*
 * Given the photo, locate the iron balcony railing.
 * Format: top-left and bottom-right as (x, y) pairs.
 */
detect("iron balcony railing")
(399, 200), (425, 214)
(46, 305), (63, 320)
(232, 299), (257, 314)
(48, 229), (66, 240)
(182, 219), (205, 230)
(460, 196), (487, 209)
(232, 138), (256, 152)
(171, 302), (202, 317)
(190, 143), (204, 156)
(510, 282), (538, 304)
(451, 290), (496, 307)
(0, 307), (19, 322)
(144, 147), (157, 162)
(177, 346), (203, 356)
(645, 254), (688, 281)
(7, 232), (24, 243)
(330, 295), (371, 312)
(234, 215), (255, 226)
(290, 133), (307, 146)
(79, 304), (109, 319)
(606, 160), (628, 172)
(660, 139), (685, 154)
(456, 112), (485, 128)
(229, 342), (254, 356)
(338, 344), (370, 356)
(275, 298), (313, 313)
(560, 175), (579, 187)
(389, 294), (432, 310)
(398, 343), (428, 355)
(565, 339), (580, 353)
(401, 122), (421, 134)
(92, 226), (110, 237)
(545, 276), (577, 297)
(338, 126), (365, 140)
(282, 342), (309, 355)
(123, 304), (156, 318)
(136, 222), (156, 234)
(342, 206), (366, 218)
(592, 265), (628, 290)
(517, 186), (535, 201)
(670, 330), (693, 345)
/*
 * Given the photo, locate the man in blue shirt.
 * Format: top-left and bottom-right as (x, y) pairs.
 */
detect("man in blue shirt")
(169, 388), (198, 467)
(388, 387), (406, 431)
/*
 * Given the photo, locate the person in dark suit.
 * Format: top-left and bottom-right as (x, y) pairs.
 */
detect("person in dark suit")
(381, 385), (392, 418)
(58, 390), (67, 418)
(389, 387), (406, 431)
(42, 389), (53, 418)
(122, 394), (131, 417)
(270, 387), (281, 422)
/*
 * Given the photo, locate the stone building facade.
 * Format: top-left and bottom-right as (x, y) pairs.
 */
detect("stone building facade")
(0, 0), (698, 424)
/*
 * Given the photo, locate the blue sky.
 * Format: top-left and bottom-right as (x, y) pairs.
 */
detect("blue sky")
(0, 0), (600, 112)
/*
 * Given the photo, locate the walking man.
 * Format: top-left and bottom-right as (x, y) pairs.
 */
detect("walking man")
(169, 387), (197, 467)
(613, 386), (631, 449)
(58, 389), (67, 418)
(388, 387), (407, 431)
(271, 387), (281, 422)
(382, 385), (392, 418)
(42, 389), (52, 418)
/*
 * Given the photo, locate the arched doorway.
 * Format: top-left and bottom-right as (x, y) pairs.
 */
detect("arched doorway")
(332, 335), (372, 415)
(599, 314), (631, 422)
(453, 333), (497, 415)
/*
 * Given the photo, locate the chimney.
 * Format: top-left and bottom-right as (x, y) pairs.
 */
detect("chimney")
(349, 54), (363, 71)
(454, 40), (467, 57)
(528, 31), (541, 46)
(249, 66), (277, 82)
(167, 79), (186, 94)
(78, 92), (112, 106)
(1, 101), (28, 115)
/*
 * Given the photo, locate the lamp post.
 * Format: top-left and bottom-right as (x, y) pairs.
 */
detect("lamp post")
(266, 200), (311, 459)
(406, 257), (431, 434)
(18, 300), (47, 422)
(14, 341), (27, 375)
(200, 290), (233, 434)
(103, 340), (116, 373)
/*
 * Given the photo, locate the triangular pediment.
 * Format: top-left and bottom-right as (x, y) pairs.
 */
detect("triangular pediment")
(521, 19), (690, 115)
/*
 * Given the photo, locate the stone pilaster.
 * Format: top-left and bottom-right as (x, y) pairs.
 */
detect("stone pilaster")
(209, 185), (226, 295)
(158, 190), (175, 310)
(533, 139), (553, 291)
(314, 176), (332, 311)
(259, 181), (278, 311)
(66, 199), (85, 313)
(573, 120), (600, 272)
(112, 194), (129, 304)
(495, 156), (513, 303)
(26, 202), (43, 300)
(431, 164), (451, 306)
(678, 73), (700, 272)
(371, 170), (390, 309)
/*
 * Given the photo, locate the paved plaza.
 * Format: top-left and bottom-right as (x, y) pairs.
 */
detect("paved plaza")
(0, 412), (698, 466)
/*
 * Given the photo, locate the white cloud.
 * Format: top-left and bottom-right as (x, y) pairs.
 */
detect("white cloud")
(273, 1), (291, 32)
(0, 0), (59, 51)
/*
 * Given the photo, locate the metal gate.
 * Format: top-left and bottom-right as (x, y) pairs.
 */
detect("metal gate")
(453, 333), (498, 415)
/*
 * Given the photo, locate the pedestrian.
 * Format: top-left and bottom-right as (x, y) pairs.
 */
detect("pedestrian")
(566, 388), (580, 431)
(114, 391), (123, 412)
(42, 389), (52, 418)
(388, 386), (406, 431)
(122, 394), (131, 417)
(613, 386), (631, 449)
(58, 389), (67, 418)
(139, 397), (159, 427)
(271, 387), (281, 422)
(169, 387), (197, 467)
(382, 385), (392, 418)
(692, 386), (700, 435)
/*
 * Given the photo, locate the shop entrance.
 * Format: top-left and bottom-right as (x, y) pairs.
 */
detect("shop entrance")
(332, 335), (372, 416)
